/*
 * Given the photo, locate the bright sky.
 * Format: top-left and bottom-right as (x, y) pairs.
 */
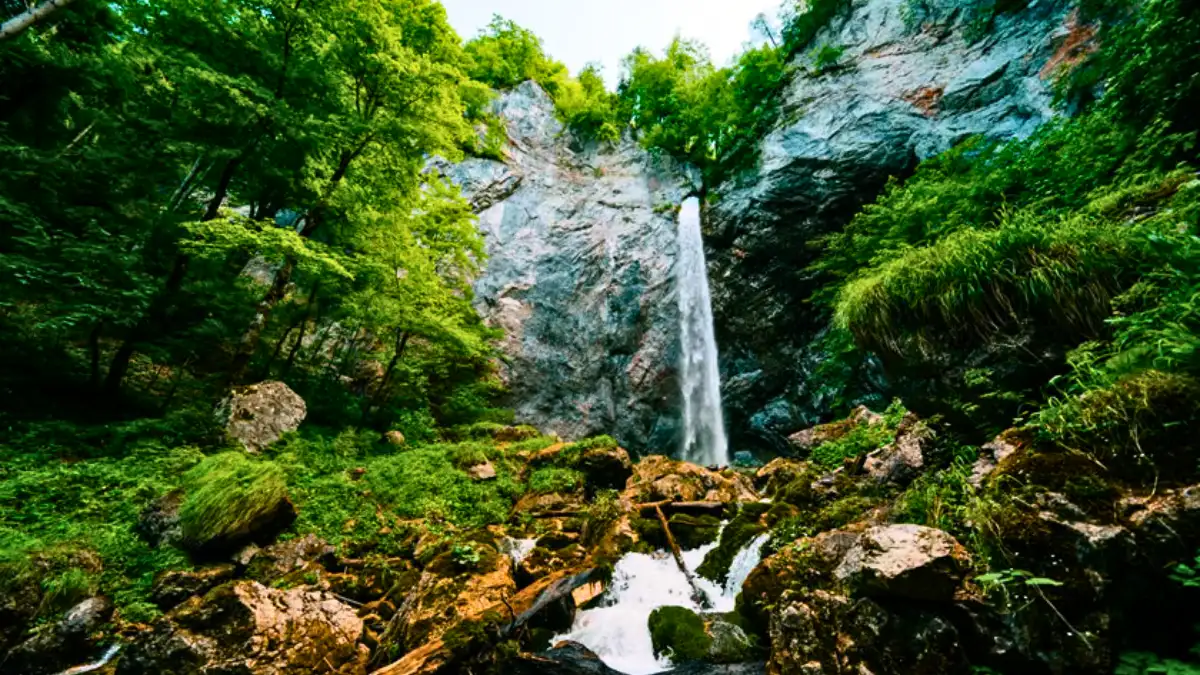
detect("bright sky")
(439, 0), (781, 88)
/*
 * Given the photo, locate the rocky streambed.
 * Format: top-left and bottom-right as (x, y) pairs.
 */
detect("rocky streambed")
(13, 404), (1199, 675)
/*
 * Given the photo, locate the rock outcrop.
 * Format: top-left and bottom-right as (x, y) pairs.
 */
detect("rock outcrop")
(708, 0), (1082, 451)
(439, 83), (694, 452)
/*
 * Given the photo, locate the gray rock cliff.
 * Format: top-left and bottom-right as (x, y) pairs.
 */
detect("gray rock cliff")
(439, 82), (694, 452)
(707, 0), (1085, 452)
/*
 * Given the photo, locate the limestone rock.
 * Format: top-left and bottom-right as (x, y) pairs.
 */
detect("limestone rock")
(768, 590), (968, 675)
(831, 524), (969, 601)
(379, 546), (516, 656)
(442, 82), (694, 452)
(216, 381), (307, 453)
(119, 581), (368, 675)
(467, 461), (498, 481)
(862, 414), (930, 486)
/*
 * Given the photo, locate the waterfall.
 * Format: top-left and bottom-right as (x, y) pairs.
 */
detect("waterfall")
(555, 531), (770, 674)
(501, 537), (538, 566)
(56, 645), (120, 675)
(723, 533), (770, 599)
(676, 197), (729, 467)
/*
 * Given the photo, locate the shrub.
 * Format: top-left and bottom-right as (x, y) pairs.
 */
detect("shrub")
(178, 453), (289, 547)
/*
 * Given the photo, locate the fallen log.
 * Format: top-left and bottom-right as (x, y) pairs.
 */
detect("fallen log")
(636, 500), (727, 516)
(653, 504), (710, 609)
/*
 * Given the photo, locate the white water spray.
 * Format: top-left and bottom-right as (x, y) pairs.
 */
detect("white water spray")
(676, 197), (729, 467)
(556, 533), (770, 674)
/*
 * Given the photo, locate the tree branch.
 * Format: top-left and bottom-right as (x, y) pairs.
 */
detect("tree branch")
(0, 0), (77, 41)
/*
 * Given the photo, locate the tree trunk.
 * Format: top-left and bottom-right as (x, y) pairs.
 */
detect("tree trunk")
(282, 285), (320, 377)
(376, 329), (410, 400)
(228, 257), (295, 384)
(88, 322), (103, 389)
(0, 0), (77, 41)
(102, 155), (242, 397)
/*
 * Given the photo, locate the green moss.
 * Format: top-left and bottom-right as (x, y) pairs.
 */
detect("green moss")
(1033, 370), (1200, 484)
(668, 514), (722, 550)
(528, 467), (585, 495)
(446, 442), (490, 469)
(178, 453), (289, 547)
(0, 431), (200, 621)
(648, 605), (712, 662)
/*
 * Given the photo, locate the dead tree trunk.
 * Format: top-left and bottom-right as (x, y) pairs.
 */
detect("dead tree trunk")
(0, 0), (77, 41)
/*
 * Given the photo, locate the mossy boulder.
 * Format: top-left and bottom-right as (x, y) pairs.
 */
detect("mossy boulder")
(175, 453), (295, 555)
(668, 514), (722, 550)
(648, 605), (711, 662)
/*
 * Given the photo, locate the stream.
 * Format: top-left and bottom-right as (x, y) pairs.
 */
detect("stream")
(553, 533), (770, 675)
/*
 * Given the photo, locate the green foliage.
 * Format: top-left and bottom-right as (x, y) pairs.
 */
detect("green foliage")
(1115, 653), (1200, 675)
(780, 0), (849, 56)
(178, 453), (289, 547)
(834, 209), (1158, 359)
(528, 467), (585, 495)
(451, 543), (482, 569)
(0, 425), (200, 620)
(618, 37), (790, 184)
(463, 16), (620, 144)
(447, 442), (490, 469)
(271, 431), (528, 538)
(648, 605), (712, 662)
(810, 44), (845, 74)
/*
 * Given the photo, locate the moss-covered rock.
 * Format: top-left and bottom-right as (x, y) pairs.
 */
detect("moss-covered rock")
(176, 453), (295, 555)
(648, 605), (711, 662)
(668, 514), (722, 550)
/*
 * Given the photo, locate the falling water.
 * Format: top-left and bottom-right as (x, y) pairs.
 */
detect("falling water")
(55, 645), (120, 675)
(722, 533), (770, 599)
(676, 197), (729, 467)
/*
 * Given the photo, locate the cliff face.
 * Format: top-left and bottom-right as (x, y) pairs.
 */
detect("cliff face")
(443, 83), (694, 452)
(452, 0), (1086, 454)
(707, 0), (1084, 452)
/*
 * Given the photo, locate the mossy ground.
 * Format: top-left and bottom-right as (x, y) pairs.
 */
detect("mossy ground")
(0, 409), (613, 627)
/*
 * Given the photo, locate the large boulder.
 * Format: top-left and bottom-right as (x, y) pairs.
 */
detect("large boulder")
(707, 0), (1083, 449)
(439, 82), (694, 453)
(119, 581), (368, 675)
(216, 381), (307, 453)
(831, 525), (969, 601)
